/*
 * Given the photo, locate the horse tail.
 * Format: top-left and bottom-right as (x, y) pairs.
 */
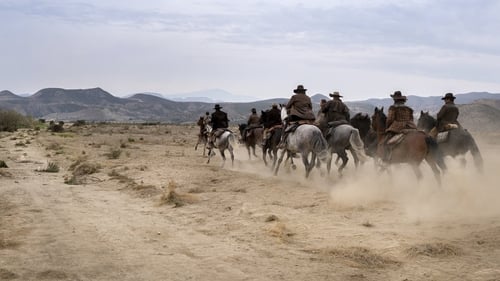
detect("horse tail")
(312, 129), (331, 162)
(425, 136), (447, 171)
(466, 131), (483, 172)
(349, 128), (367, 163)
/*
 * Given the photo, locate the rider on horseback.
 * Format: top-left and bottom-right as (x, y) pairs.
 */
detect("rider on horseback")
(279, 84), (316, 148)
(242, 108), (261, 142)
(429, 93), (461, 139)
(207, 104), (229, 149)
(262, 103), (283, 146)
(320, 91), (350, 135)
(380, 91), (417, 161)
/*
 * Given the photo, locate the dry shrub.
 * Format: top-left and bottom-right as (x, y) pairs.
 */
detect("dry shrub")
(306, 247), (401, 268)
(159, 181), (198, 207)
(105, 148), (122, 159)
(0, 160), (7, 168)
(37, 162), (60, 173)
(46, 142), (63, 150)
(0, 268), (19, 280)
(108, 170), (135, 186)
(267, 222), (295, 242)
(405, 242), (462, 258)
(65, 159), (101, 185)
(0, 170), (12, 177)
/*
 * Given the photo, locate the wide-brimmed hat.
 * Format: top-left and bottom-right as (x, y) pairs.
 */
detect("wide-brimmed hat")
(214, 104), (223, 109)
(442, 93), (456, 100)
(329, 91), (343, 98)
(390, 91), (407, 101)
(293, 85), (307, 93)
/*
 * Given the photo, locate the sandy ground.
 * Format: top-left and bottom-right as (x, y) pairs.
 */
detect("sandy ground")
(1, 124), (500, 281)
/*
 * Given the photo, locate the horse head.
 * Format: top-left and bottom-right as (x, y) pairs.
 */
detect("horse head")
(417, 111), (436, 132)
(371, 107), (386, 133)
(350, 112), (371, 139)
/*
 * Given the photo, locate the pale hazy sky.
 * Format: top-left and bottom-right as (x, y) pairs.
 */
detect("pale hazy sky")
(1, 0), (500, 101)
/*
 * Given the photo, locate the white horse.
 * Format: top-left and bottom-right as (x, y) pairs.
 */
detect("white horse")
(275, 106), (331, 178)
(206, 124), (236, 168)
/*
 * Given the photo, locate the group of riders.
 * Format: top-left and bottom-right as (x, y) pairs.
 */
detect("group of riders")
(199, 84), (461, 162)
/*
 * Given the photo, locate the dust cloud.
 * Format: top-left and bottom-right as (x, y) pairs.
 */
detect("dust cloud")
(230, 138), (500, 223)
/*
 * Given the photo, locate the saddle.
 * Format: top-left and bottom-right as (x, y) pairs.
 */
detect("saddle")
(327, 120), (349, 128)
(214, 128), (230, 138)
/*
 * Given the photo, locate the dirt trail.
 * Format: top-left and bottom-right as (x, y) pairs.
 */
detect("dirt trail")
(1, 126), (500, 281)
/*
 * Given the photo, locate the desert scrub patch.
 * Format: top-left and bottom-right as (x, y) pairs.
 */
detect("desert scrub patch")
(45, 142), (63, 150)
(405, 242), (462, 258)
(159, 180), (199, 207)
(304, 247), (401, 269)
(0, 160), (7, 168)
(65, 159), (101, 185)
(37, 162), (60, 173)
(105, 148), (122, 159)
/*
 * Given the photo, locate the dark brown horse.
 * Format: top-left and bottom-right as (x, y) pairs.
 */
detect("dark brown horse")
(417, 111), (483, 171)
(372, 107), (446, 183)
(238, 123), (264, 160)
(195, 117), (208, 156)
(259, 110), (283, 168)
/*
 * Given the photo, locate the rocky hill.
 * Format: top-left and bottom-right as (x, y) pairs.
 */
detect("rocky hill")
(1, 88), (499, 132)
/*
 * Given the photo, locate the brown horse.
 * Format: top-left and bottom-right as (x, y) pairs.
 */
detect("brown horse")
(371, 107), (446, 183)
(238, 124), (264, 160)
(195, 117), (208, 156)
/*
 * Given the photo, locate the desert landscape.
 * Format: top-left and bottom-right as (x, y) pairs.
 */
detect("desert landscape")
(1, 123), (500, 281)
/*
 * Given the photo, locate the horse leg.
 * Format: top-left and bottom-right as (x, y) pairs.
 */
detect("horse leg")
(246, 145), (251, 160)
(302, 153), (312, 178)
(425, 156), (442, 186)
(274, 148), (288, 176)
(219, 149), (227, 168)
(337, 150), (349, 176)
(229, 145), (235, 167)
(262, 146), (268, 166)
(271, 148), (278, 170)
(350, 148), (360, 168)
(206, 148), (213, 164)
(252, 144), (258, 158)
(411, 164), (423, 181)
(326, 150), (333, 175)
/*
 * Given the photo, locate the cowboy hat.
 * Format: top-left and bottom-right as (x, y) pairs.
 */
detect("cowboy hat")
(390, 90), (407, 100)
(442, 93), (456, 100)
(214, 104), (223, 109)
(293, 85), (307, 93)
(329, 91), (343, 98)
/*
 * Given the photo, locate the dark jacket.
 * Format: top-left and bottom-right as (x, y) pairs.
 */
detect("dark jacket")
(322, 99), (350, 122)
(266, 108), (282, 127)
(211, 110), (229, 130)
(386, 103), (417, 133)
(286, 93), (315, 121)
(436, 102), (460, 131)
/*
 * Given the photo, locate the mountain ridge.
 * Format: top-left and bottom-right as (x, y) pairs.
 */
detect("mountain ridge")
(1, 87), (499, 132)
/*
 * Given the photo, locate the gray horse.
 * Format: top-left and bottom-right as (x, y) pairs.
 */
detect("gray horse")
(325, 124), (367, 175)
(274, 124), (331, 178)
(206, 124), (236, 168)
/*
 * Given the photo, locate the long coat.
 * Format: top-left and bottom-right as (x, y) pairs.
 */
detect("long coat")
(386, 104), (417, 133)
(322, 99), (350, 122)
(436, 102), (460, 131)
(286, 93), (316, 121)
(266, 108), (283, 127)
(247, 113), (261, 128)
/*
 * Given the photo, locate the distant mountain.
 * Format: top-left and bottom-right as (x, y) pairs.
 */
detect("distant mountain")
(163, 89), (257, 103)
(1, 88), (499, 131)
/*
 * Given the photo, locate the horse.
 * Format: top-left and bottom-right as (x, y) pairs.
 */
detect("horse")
(324, 123), (367, 175)
(195, 117), (208, 156)
(371, 107), (446, 183)
(417, 111), (483, 171)
(205, 124), (236, 168)
(259, 110), (283, 168)
(238, 123), (264, 160)
(274, 124), (332, 178)
(350, 112), (378, 157)
(275, 106), (331, 178)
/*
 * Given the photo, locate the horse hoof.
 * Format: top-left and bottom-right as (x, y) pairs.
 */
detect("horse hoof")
(291, 164), (297, 170)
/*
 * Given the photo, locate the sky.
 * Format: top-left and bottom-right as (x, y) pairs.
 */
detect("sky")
(1, 0), (500, 101)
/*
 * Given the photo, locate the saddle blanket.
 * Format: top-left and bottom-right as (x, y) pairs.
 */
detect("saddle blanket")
(437, 131), (449, 143)
(387, 133), (404, 145)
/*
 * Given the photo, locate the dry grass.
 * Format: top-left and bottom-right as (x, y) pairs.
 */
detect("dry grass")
(159, 181), (199, 207)
(405, 242), (462, 258)
(65, 159), (101, 185)
(305, 247), (401, 269)
(267, 222), (295, 242)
